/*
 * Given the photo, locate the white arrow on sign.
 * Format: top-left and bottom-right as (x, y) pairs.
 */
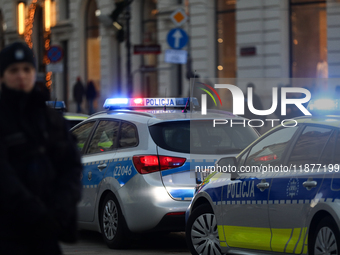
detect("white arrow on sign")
(172, 29), (183, 48)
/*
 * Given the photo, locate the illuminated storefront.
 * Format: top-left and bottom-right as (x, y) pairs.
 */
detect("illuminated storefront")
(0, 0), (339, 113)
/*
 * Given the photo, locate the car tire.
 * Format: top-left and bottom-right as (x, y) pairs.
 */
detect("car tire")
(99, 193), (126, 249)
(310, 216), (340, 255)
(186, 204), (222, 255)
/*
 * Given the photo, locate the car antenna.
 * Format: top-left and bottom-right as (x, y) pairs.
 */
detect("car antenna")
(164, 88), (167, 111)
(182, 70), (197, 113)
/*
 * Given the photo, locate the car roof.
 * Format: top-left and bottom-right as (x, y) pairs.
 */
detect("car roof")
(293, 115), (340, 128)
(86, 108), (247, 124)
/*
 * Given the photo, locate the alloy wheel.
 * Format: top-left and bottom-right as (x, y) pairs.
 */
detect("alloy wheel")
(102, 200), (118, 240)
(191, 213), (221, 255)
(314, 226), (338, 255)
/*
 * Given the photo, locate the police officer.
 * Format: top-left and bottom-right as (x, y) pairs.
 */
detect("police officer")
(0, 42), (82, 254)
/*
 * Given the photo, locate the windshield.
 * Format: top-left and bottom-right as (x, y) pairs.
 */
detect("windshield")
(149, 120), (258, 154)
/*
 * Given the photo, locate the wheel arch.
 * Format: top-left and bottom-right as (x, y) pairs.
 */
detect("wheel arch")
(308, 210), (334, 251)
(98, 190), (115, 218)
(97, 189), (131, 235)
(192, 197), (213, 212)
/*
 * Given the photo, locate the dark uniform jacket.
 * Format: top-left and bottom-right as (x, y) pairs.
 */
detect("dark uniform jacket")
(0, 84), (82, 254)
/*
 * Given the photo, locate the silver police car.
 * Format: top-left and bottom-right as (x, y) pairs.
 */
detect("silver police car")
(70, 97), (258, 248)
(186, 97), (340, 255)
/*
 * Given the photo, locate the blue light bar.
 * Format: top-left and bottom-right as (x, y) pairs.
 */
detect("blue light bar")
(103, 97), (199, 109)
(105, 98), (129, 105)
(46, 101), (66, 109)
(307, 98), (340, 115)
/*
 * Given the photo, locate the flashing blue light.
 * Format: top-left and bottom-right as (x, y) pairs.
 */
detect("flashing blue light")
(307, 98), (340, 115)
(106, 98), (129, 105)
(46, 101), (66, 109)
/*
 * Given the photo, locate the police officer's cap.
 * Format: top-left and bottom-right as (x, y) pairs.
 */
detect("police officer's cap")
(0, 42), (36, 77)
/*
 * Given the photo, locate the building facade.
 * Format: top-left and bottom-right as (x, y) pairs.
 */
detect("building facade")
(0, 0), (339, 113)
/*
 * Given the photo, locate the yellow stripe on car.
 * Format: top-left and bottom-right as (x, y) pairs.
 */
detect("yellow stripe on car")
(284, 228), (302, 253)
(218, 225), (226, 242)
(271, 228), (293, 252)
(223, 225), (271, 251)
(294, 227), (307, 254)
(64, 116), (88, 120)
(302, 234), (308, 254)
(219, 225), (309, 253)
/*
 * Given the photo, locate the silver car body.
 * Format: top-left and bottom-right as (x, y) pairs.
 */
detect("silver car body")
(73, 108), (258, 234)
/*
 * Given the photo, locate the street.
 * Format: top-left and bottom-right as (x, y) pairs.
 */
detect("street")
(62, 231), (190, 255)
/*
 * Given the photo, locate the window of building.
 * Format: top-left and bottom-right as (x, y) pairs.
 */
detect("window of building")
(51, 0), (57, 27)
(290, 0), (327, 78)
(32, 5), (45, 73)
(141, 0), (158, 97)
(216, 0), (236, 78)
(0, 10), (4, 51)
(85, 0), (101, 109)
(59, 0), (70, 20)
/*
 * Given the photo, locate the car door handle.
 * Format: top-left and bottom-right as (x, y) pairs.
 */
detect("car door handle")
(256, 182), (270, 191)
(303, 180), (317, 190)
(97, 163), (107, 171)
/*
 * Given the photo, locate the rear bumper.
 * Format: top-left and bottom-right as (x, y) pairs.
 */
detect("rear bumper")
(148, 214), (185, 232)
(117, 173), (191, 233)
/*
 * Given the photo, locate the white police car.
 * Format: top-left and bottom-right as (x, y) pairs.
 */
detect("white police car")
(70, 97), (258, 248)
(186, 96), (340, 255)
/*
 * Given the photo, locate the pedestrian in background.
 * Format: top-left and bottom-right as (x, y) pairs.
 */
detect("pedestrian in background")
(73, 76), (85, 113)
(0, 42), (82, 255)
(86, 80), (97, 115)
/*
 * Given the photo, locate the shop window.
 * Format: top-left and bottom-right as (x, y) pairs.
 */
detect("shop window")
(142, 0), (158, 97)
(291, 0), (327, 78)
(51, 0), (56, 27)
(85, 0), (101, 108)
(59, 0), (70, 20)
(216, 0), (236, 78)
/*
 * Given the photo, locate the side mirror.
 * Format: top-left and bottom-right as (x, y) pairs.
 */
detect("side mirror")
(216, 156), (239, 180)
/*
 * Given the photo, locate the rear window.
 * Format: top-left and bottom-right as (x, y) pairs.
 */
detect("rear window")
(149, 120), (258, 154)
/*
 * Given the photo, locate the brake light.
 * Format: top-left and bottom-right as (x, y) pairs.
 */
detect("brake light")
(133, 155), (186, 174)
(254, 154), (277, 162)
(166, 212), (185, 216)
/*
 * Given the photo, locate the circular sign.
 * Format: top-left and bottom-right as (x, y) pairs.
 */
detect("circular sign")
(47, 45), (64, 63)
(167, 28), (188, 50)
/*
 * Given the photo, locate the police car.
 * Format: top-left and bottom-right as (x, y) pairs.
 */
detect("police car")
(186, 97), (340, 255)
(64, 112), (89, 128)
(46, 101), (88, 128)
(70, 97), (258, 248)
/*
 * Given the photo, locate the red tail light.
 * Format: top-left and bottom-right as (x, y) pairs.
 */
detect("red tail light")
(254, 154), (277, 162)
(133, 155), (186, 174)
(166, 212), (185, 216)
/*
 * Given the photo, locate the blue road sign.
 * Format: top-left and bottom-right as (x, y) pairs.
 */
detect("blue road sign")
(167, 28), (188, 49)
(47, 45), (64, 63)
